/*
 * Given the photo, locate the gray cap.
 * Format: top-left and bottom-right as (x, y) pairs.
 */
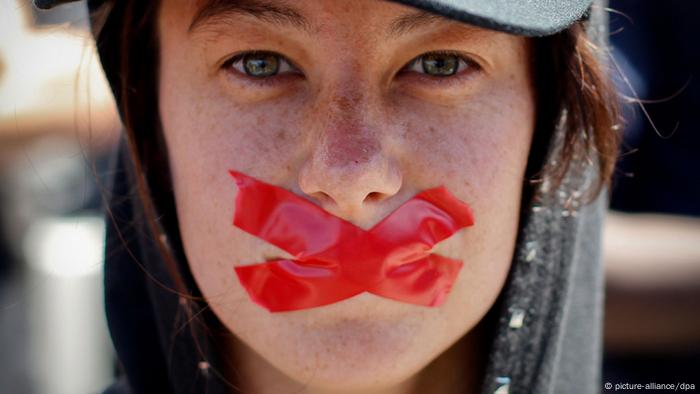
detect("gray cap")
(34, 0), (592, 37)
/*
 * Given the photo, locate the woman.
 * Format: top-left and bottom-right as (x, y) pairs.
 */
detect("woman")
(35, 0), (619, 393)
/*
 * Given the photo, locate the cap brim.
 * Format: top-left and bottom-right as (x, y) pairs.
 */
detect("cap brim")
(389, 0), (592, 36)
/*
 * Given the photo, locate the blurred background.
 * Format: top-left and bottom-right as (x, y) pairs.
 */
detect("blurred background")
(0, 1), (119, 393)
(0, 0), (698, 393)
(603, 0), (700, 388)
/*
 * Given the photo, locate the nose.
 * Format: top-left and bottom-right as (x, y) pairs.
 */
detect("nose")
(298, 93), (402, 219)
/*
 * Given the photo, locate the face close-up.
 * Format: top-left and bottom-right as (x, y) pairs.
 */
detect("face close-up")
(157, 0), (536, 392)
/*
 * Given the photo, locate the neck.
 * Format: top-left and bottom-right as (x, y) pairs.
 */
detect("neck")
(218, 314), (490, 394)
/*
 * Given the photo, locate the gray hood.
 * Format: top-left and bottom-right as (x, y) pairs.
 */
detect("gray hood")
(482, 134), (607, 393)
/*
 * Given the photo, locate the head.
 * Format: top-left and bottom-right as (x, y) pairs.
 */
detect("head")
(98, 0), (618, 391)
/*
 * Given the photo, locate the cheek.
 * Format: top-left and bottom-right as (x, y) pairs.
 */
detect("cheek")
(159, 80), (303, 178)
(394, 81), (535, 325)
(158, 55), (314, 313)
(391, 86), (535, 231)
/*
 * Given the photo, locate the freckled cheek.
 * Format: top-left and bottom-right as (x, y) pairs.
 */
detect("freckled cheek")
(392, 81), (535, 190)
(164, 100), (306, 179)
(398, 120), (503, 191)
(159, 57), (307, 172)
(160, 92), (307, 260)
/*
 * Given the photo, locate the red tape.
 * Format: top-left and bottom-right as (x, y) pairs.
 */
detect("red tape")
(230, 170), (475, 312)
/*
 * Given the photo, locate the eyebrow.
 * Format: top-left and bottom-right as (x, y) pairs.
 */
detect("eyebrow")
(189, 0), (311, 34)
(189, 0), (454, 38)
(387, 9), (452, 38)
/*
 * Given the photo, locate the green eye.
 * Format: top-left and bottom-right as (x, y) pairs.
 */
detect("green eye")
(405, 51), (478, 77)
(226, 51), (297, 78)
(421, 53), (459, 76)
(243, 53), (280, 77)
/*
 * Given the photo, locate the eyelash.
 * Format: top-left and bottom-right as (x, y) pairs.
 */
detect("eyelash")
(220, 50), (481, 85)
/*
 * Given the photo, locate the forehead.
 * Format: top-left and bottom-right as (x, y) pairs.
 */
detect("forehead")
(163, 0), (491, 41)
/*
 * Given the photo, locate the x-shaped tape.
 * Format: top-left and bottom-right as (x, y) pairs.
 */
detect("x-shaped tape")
(229, 170), (474, 312)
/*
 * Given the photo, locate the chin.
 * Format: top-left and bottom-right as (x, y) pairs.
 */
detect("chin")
(241, 292), (449, 390)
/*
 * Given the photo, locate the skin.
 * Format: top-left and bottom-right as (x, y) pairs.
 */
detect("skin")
(157, 0), (536, 393)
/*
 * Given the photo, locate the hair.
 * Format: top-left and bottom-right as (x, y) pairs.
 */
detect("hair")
(93, 0), (620, 383)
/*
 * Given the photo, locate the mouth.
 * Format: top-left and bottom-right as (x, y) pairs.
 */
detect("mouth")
(256, 229), (466, 264)
(229, 170), (474, 312)
(261, 250), (295, 261)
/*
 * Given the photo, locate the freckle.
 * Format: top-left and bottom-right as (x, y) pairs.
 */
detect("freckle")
(275, 129), (287, 140)
(332, 93), (361, 114)
(401, 127), (409, 139)
(322, 128), (380, 167)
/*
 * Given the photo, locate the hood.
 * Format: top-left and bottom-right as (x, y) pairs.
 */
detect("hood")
(37, 1), (609, 393)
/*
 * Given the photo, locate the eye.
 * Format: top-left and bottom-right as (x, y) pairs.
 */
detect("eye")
(404, 51), (480, 77)
(223, 51), (298, 78)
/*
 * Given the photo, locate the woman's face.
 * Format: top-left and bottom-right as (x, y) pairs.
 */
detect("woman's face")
(158, 0), (535, 391)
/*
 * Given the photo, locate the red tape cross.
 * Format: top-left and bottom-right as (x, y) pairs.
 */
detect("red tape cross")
(229, 170), (474, 312)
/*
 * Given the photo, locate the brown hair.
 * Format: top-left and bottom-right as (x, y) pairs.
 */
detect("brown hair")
(94, 0), (620, 378)
(530, 21), (621, 201)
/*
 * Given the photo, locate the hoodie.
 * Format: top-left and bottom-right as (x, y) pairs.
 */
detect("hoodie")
(34, 1), (609, 393)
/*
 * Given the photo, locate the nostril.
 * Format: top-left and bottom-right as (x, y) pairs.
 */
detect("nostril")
(310, 191), (335, 206)
(364, 192), (384, 203)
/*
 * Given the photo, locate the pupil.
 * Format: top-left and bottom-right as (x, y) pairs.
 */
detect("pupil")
(243, 54), (279, 77)
(422, 54), (458, 76)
